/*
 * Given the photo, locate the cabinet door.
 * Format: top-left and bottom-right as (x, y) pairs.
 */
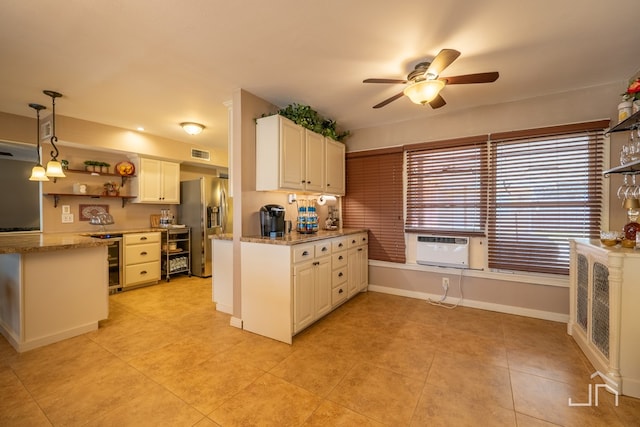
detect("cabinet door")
(305, 130), (325, 192)
(325, 138), (345, 195)
(294, 261), (315, 333)
(161, 161), (180, 203)
(347, 247), (359, 298)
(357, 246), (369, 292)
(315, 257), (332, 317)
(280, 119), (306, 190)
(138, 158), (163, 202)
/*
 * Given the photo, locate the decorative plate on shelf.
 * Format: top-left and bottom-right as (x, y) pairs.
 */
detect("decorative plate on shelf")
(115, 161), (135, 176)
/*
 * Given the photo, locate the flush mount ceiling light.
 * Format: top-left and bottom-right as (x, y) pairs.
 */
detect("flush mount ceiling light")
(403, 79), (446, 105)
(43, 90), (66, 178)
(28, 102), (49, 182)
(180, 122), (205, 135)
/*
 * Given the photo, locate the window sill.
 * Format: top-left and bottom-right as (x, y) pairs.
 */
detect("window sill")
(368, 259), (569, 288)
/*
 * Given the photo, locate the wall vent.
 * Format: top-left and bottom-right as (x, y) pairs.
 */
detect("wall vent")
(416, 235), (469, 268)
(191, 148), (210, 161)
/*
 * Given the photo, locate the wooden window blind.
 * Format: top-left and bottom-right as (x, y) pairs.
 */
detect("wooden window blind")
(343, 148), (406, 263)
(488, 121), (607, 275)
(405, 136), (488, 236)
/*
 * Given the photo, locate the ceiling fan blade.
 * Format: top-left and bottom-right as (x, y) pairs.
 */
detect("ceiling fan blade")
(363, 78), (407, 84)
(426, 49), (461, 77)
(373, 92), (404, 109)
(429, 94), (446, 109)
(440, 72), (499, 85)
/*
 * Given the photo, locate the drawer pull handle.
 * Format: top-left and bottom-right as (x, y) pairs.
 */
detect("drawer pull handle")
(322, 247), (328, 252)
(140, 237), (148, 240)
(141, 251), (148, 256)
(302, 251), (309, 256)
(338, 272), (343, 277)
(141, 270), (147, 275)
(338, 243), (343, 248)
(358, 248), (363, 252)
(313, 261), (320, 266)
(338, 255), (343, 260)
(338, 288), (343, 294)
(351, 240), (356, 244)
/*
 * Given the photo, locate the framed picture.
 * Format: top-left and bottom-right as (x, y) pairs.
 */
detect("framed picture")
(79, 204), (109, 221)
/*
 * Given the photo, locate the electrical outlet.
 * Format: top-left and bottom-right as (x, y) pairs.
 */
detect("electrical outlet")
(61, 213), (74, 223)
(288, 193), (297, 204)
(442, 277), (449, 291)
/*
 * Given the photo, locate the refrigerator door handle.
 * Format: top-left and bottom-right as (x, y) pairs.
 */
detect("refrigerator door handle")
(220, 187), (227, 233)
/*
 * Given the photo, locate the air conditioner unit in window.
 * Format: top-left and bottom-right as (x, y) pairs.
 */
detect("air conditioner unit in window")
(416, 235), (469, 268)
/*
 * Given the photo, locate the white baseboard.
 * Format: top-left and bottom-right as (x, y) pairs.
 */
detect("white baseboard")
(367, 284), (569, 323)
(0, 321), (99, 353)
(230, 317), (243, 329)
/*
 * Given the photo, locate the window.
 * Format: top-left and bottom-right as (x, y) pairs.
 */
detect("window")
(405, 136), (488, 236)
(488, 122), (606, 275)
(343, 148), (405, 263)
(404, 120), (607, 275)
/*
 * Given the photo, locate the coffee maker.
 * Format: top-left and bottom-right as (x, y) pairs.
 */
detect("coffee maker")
(260, 204), (286, 237)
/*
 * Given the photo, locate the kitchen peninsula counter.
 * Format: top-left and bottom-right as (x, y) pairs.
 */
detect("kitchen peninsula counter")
(0, 232), (111, 254)
(0, 232), (110, 352)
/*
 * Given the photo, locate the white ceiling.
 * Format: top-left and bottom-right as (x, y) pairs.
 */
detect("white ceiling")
(1, 0), (639, 154)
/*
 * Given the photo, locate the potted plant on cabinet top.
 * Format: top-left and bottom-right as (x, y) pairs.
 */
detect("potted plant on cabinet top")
(263, 103), (350, 142)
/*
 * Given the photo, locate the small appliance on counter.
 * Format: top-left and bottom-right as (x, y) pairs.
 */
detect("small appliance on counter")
(260, 204), (286, 238)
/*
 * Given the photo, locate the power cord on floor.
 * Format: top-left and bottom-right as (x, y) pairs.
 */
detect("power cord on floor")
(427, 268), (464, 309)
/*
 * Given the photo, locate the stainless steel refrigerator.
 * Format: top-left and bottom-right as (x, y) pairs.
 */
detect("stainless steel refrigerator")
(178, 176), (232, 277)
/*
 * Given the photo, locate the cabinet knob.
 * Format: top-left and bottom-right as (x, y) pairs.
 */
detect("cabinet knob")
(327, 183), (331, 187)
(338, 288), (343, 294)
(322, 247), (328, 252)
(313, 261), (320, 266)
(338, 243), (343, 248)
(338, 272), (343, 277)
(358, 248), (363, 252)
(338, 255), (343, 260)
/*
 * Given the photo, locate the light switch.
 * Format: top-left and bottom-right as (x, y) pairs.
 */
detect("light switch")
(62, 205), (71, 214)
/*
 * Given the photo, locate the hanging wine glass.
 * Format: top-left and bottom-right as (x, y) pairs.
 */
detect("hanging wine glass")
(618, 174), (630, 199)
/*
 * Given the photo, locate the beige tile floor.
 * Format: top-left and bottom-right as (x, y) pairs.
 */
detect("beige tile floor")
(1, 276), (639, 426)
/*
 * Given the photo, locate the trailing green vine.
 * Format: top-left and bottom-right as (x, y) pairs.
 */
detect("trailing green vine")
(261, 103), (350, 142)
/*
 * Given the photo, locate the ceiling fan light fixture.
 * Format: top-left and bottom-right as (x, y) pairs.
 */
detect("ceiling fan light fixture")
(403, 79), (445, 105)
(181, 122), (205, 135)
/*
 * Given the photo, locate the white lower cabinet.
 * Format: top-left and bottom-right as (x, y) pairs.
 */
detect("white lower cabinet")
(123, 232), (161, 288)
(241, 232), (368, 344)
(568, 239), (640, 398)
(347, 232), (369, 297)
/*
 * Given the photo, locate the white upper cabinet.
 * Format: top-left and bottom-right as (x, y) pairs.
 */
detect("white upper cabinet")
(134, 157), (180, 204)
(325, 138), (345, 195)
(256, 115), (343, 194)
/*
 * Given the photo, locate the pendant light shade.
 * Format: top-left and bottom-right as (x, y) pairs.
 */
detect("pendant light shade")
(28, 102), (49, 182)
(43, 90), (66, 178)
(403, 79), (445, 105)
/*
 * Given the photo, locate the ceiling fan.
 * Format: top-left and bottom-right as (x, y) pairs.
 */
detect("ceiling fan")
(363, 49), (499, 109)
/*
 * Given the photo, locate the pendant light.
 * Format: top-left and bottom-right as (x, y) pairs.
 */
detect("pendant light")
(28, 103), (49, 181)
(43, 90), (66, 178)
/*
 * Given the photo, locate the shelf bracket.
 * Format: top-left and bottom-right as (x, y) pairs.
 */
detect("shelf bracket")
(53, 195), (60, 208)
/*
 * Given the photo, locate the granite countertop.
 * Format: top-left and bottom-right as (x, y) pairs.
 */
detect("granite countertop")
(0, 233), (112, 254)
(0, 227), (185, 254)
(239, 228), (367, 246)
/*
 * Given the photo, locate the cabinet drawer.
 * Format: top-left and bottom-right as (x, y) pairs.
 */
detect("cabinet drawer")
(332, 284), (348, 306)
(332, 266), (347, 287)
(125, 242), (160, 264)
(332, 251), (347, 268)
(125, 261), (160, 286)
(332, 237), (348, 252)
(314, 241), (331, 257)
(124, 232), (160, 245)
(348, 233), (368, 248)
(293, 244), (315, 263)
